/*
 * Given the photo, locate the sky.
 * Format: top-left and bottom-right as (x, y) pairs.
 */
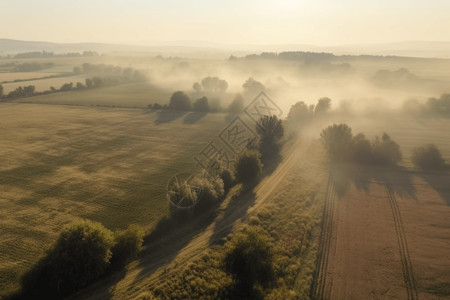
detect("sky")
(1, 0), (450, 46)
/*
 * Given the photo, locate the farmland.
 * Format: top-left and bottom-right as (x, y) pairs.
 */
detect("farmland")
(311, 115), (450, 299)
(0, 51), (449, 299)
(0, 102), (230, 296)
(14, 82), (172, 108)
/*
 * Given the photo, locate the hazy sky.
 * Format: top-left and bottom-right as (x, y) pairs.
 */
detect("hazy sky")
(2, 0), (450, 45)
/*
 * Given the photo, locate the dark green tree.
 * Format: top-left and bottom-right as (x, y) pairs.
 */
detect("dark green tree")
(228, 94), (244, 114)
(21, 220), (114, 298)
(372, 133), (402, 165)
(412, 144), (445, 169)
(320, 123), (353, 162)
(169, 91), (192, 110)
(85, 78), (93, 88)
(235, 150), (263, 187)
(242, 77), (265, 94)
(256, 115), (284, 160)
(201, 76), (228, 92)
(193, 96), (209, 112)
(287, 101), (312, 122)
(73, 66), (82, 74)
(110, 225), (145, 269)
(223, 229), (275, 298)
(351, 133), (373, 164)
(192, 82), (202, 92)
(315, 97), (331, 115)
(60, 82), (73, 92)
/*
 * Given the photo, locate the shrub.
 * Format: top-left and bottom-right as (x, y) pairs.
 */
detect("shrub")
(256, 115), (284, 161)
(320, 124), (353, 162)
(170, 91), (192, 110)
(167, 178), (198, 209)
(412, 144), (446, 169)
(287, 101), (313, 122)
(220, 168), (235, 192)
(193, 96), (209, 112)
(191, 172), (225, 210)
(242, 77), (265, 95)
(256, 115), (284, 142)
(426, 94), (450, 117)
(235, 150), (263, 187)
(351, 133), (373, 164)
(201, 76), (228, 92)
(314, 97), (331, 115)
(223, 229), (275, 298)
(372, 133), (402, 165)
(110, 225), (145, 269)
(152, 103), (162, 110)
(228, 94), (244, 114)
(21, 220), (115, 298)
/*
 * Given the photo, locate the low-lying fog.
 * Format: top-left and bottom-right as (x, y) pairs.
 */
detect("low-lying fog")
(119, 52), (450, 115)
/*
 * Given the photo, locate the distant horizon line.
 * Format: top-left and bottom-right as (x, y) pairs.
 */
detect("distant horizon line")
(2, 37), (450, 48)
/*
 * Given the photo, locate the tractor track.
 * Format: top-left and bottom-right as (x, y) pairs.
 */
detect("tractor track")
(311, 174), (336, 300)
(385, 185), (418, 300)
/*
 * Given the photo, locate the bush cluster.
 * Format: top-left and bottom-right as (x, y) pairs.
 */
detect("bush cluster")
(320, 123), (402, 165)
(19, 221), (144, 299)
(412, 144), (446, 169)
(287, 97), (331, 123)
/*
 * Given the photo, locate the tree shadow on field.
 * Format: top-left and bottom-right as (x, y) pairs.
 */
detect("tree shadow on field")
(66, 271), (124, 300)
(130, 200), (223, 287)
(261, 151), (282, 178)
(154, 110), (186, 125)
(330, 162), (417, 199)
(68, 202), (222, 299)
(416, 167), (450, 206)
(209, 188), (256, 246)
(183, 111), (207, 124)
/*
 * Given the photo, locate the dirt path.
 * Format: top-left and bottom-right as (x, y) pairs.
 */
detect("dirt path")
(311, 175), (337, 299)
(73, 138), (311, 299)
(385, 185), (418, 300)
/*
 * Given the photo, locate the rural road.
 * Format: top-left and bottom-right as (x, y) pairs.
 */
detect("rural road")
(72, 137), (311, 300)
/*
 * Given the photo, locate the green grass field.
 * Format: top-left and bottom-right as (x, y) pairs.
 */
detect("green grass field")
(0, 102), (230, 296)
(2, 74), (87, 93)
(0, 72), (63, 83)
(13, 82), (172, 108)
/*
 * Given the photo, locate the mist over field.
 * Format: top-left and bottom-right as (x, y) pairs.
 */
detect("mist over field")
(1, 1), (450, 299)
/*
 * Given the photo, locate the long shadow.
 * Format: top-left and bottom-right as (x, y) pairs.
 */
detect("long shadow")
(69, 203), (221, 299)
(65, 271), (123, 300)
(128, 199), (223, 287)
(415, 167), (450, 206)
(154, 110), (186, 125)
(183, 111), (207, 124)
(330, 162), (417, 199)
(209, 189), (256, 246)
(260, 151), (282, 178)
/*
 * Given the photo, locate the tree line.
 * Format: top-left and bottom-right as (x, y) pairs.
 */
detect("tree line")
(404, 93), (450, 118)
(0, 62), (55, 72)
(320, 123), (447, 169)
(0, 64), (146, 100)
(10, 51), (98, 59)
